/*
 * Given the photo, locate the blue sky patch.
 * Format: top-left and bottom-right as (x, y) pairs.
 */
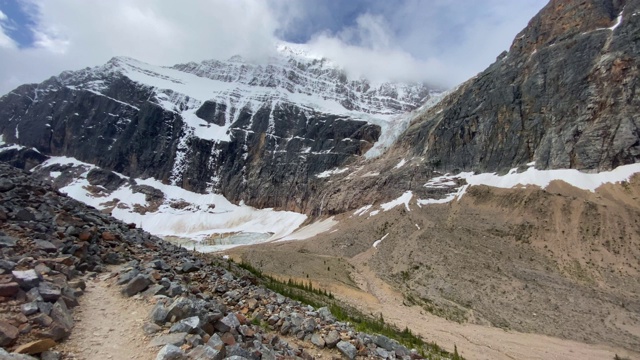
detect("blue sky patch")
(0, 0), (37, 48)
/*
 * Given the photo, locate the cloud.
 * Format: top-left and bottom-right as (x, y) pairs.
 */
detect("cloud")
(0, 9), (17, 49)
(0, 0), (547, 95)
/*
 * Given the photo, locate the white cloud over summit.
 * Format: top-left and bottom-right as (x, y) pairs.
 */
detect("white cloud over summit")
(0, 0), (546, 95)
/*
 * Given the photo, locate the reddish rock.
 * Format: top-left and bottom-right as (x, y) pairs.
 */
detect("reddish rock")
(101, 231), (117, 241)
(235, 313), (248, 325)
(78, 231), (92, 241)
(220, 332), (236, 346)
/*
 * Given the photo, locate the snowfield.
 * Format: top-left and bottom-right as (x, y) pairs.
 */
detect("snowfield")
(34, 156), (309, 252)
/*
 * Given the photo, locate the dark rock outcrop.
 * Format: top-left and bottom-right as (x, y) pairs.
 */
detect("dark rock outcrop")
(399, 0), (639, 173)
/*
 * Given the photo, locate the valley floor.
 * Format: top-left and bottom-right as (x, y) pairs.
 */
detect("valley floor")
(339, 247), (637, 360)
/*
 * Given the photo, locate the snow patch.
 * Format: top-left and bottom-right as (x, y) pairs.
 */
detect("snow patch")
(395, 159), (407, 169)
(0, 134), (4, 145)
(353, 205), (373, 216)
(610, 12), (623, 30)
(316, 167), (349, 178)
(416, 163), (640, 205)
(381, 191), (413, 212)
(0, 144), (27, 153)
(373, 233), (389, 248)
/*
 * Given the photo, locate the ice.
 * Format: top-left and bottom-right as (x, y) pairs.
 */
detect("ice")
(381, 191), (413, 211)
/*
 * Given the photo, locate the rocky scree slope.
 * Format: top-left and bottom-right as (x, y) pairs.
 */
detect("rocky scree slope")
(0, 162), (457, 360)
(0, 46), (435, 213)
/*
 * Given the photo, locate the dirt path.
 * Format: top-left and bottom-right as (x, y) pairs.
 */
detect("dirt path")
(56, 271), (154, 360)
(334, 247), (639, 360)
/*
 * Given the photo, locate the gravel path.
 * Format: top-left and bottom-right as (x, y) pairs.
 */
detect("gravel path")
(56, 271), (154, 360)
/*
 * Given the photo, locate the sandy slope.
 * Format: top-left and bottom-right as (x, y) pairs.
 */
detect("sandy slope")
(340, 247), (638, 360)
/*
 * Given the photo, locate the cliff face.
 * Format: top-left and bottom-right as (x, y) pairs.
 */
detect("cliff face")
(399, 0), (638, 173)
(0, 48), (435, 211)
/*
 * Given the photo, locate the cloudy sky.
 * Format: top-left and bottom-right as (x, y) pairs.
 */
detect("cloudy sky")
(0, 0), (547, 95)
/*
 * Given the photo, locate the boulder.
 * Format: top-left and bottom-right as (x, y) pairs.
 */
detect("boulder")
(149, 332), (188, 348)
(12, 269), (41, 289)
(336, 341), (357, 360)
(169, 316), (200, 334)
(0, 282), (19, 297)
(155, 344), (187, 360)
(122, 274), (151, 297)
(0, 320), (19, 346)
(0, 235), (17, 248)
(310, 333), (325, 348)
(325, 330), (340, 348)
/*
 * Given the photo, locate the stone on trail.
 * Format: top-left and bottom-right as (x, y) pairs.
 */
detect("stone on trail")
(14, 339), (57, 354)
(122, 274), (151, 297)
(310, 333), (325, 348)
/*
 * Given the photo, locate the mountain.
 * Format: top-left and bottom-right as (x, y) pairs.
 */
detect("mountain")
(309, 0), (640, 215)
(0, 43), (438, 212)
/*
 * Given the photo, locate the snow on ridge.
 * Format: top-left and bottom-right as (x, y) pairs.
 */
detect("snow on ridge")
(416, 163), (640, 205)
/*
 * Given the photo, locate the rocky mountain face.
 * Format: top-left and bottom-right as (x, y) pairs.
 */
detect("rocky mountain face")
(303, 0), (640, 215)
(0, 46), (434, 211)
(398, 0), (638, 173)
